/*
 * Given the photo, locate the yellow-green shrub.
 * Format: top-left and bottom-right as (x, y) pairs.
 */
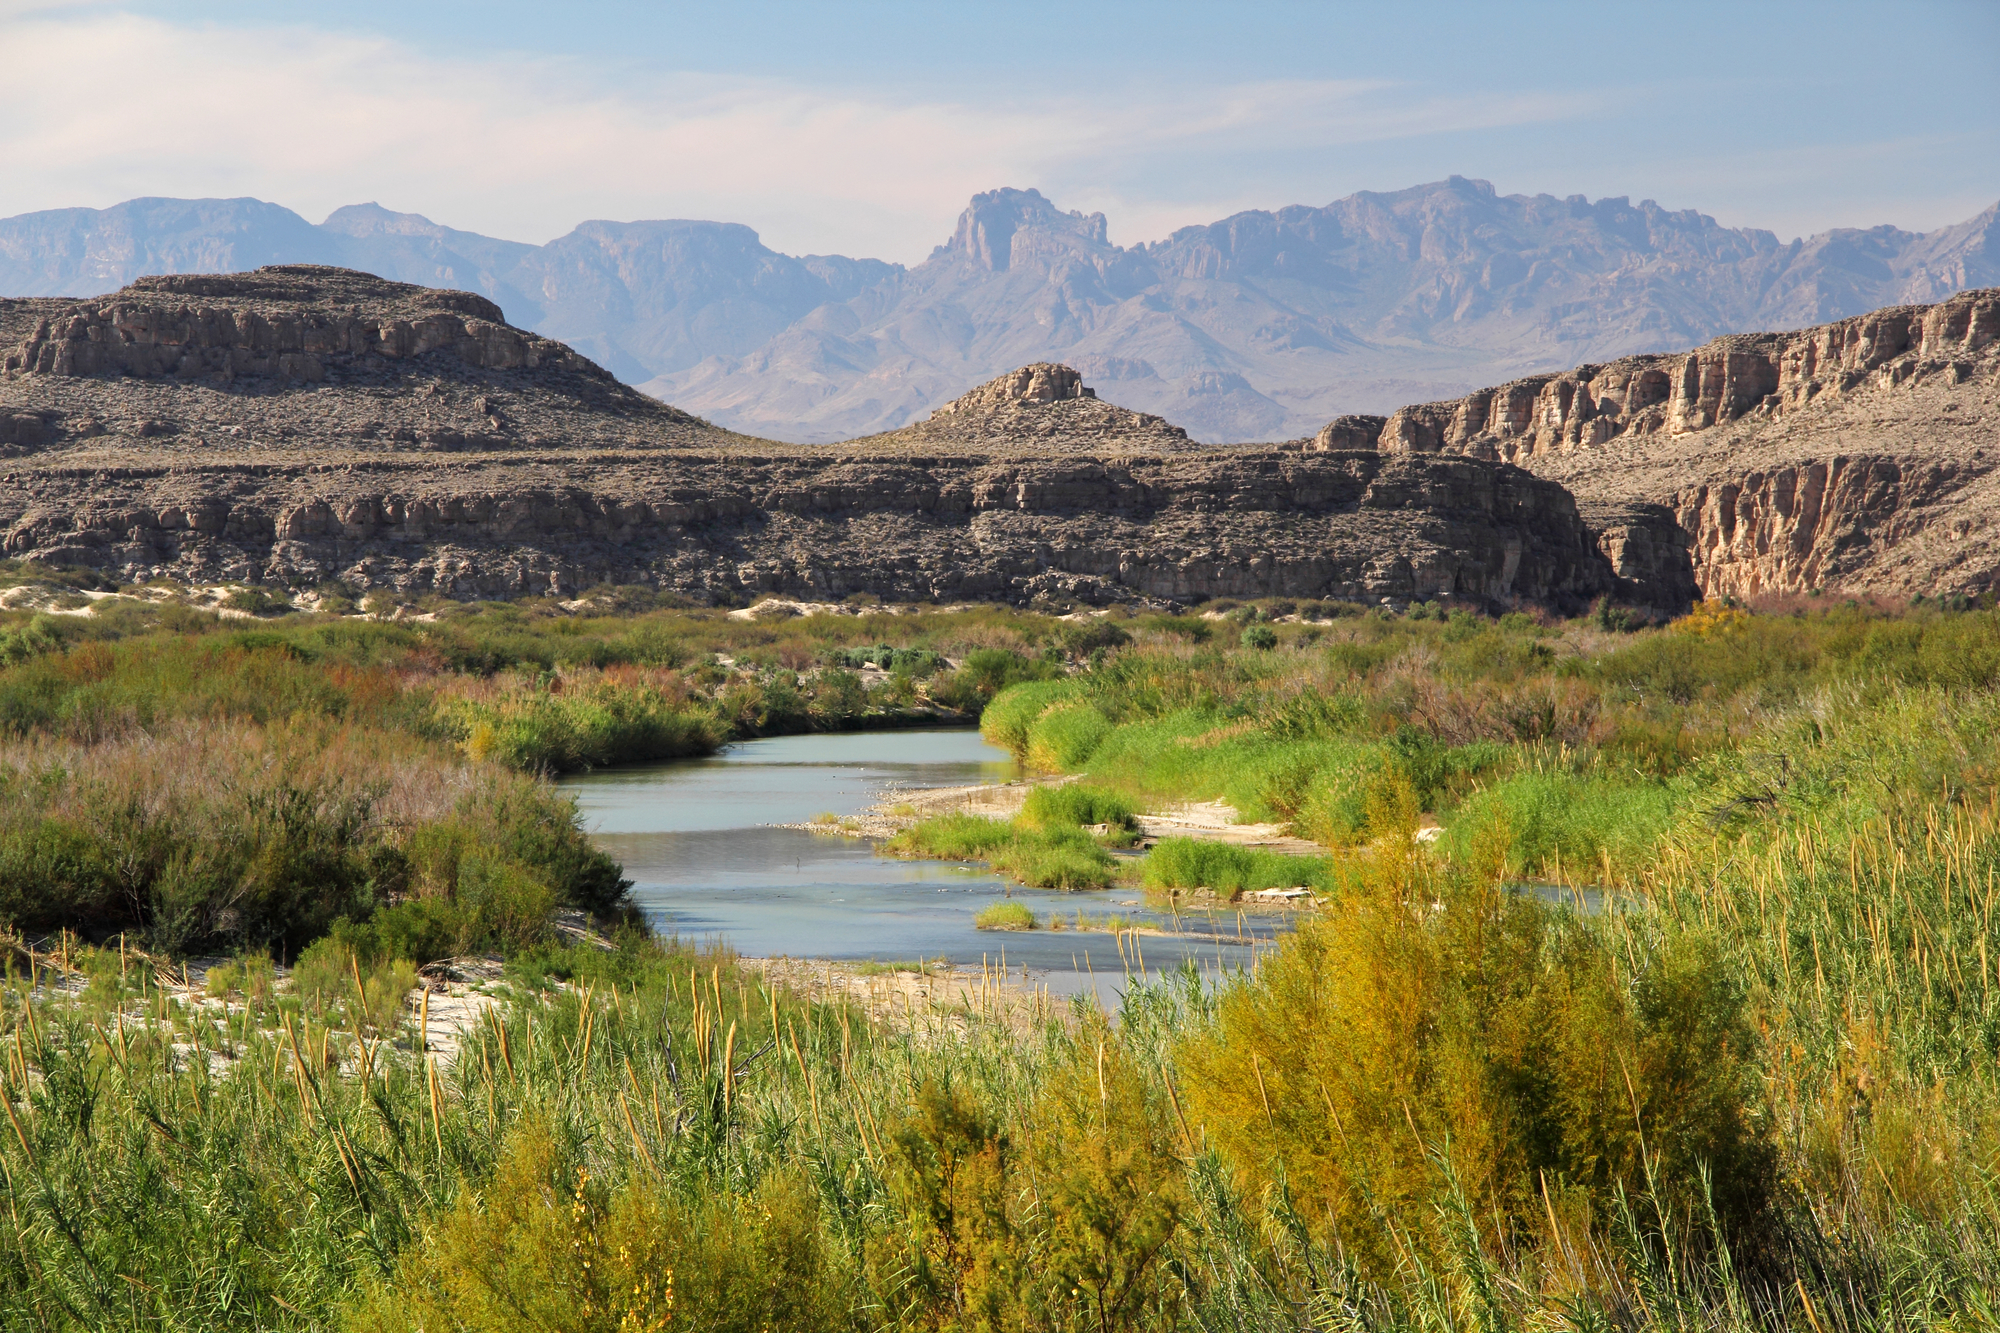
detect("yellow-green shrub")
(876, 1035), (1181, 1332)
(1178, 856), (1770, 1273)
(346, 1118), (846, 1333)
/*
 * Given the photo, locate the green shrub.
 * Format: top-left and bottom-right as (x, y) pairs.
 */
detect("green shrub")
(224, 587), (288, 616)
(1445, 770), (1677, 883)
(952, 648), (1063, 701)
(1136, 614), (1211, 643)
(999, 830), (1115, 890)
(884, 813), (1018, 861)
(1140, 837), (1328, 895)
(1056, 620), (1131, 658)
(1293, 756), (1383, 846)
(203, 950), (275, 1004)
(828, 644), (946, 676)
(978, 679), (1080, 759)
(1024, 701), (1112, 771)
(446, 681), (725, 773)
(975, 901), (1036, 930)
(1018, 783), (1138, 834)
(455, 853), (559, 953)
(1262, 691), (1365, 741)
(1240, 625), (1278, 651)
(0, 615), (61, 667)
(884, 815), (1115, 890)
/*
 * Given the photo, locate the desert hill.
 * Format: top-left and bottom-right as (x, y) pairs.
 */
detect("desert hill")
(0, 266), (725, 459)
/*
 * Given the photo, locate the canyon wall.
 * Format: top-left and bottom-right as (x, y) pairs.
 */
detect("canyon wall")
(0, 449), (1614, 608)
(1310, 289), (2000, 601)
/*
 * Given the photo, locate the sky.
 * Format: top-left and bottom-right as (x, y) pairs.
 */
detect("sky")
(1, 0), (1995, 263)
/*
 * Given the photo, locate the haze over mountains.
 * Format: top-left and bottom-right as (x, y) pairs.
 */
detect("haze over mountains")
(3, 180), (1994, 442)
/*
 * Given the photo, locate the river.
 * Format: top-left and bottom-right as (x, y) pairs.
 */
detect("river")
(561, 729), (1286, 1001)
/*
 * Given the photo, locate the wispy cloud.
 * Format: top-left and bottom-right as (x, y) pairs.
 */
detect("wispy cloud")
(0, 10), (1604, 260)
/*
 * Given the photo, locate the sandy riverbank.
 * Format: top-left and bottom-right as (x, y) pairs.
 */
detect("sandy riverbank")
(779, 771), (1325, 857)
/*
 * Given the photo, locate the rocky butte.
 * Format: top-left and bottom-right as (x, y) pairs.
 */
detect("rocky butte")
(0, 267), (1619, 610)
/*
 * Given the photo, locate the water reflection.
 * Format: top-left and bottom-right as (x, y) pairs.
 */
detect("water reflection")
(562, 730), (1286, 1000)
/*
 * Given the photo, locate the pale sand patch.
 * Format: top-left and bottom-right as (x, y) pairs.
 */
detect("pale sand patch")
(1135, 800), (1325, 855)
(748, 954), (1075, 1035)
(786, 777), (1325, 858)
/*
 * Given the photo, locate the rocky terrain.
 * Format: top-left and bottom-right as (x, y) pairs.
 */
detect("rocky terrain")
(842, 363), (1196, 454)
(0, 267), (722, 458)
(5, 182), (1993, 443)
(0, 267), (1618, 609)
(1305, 288), (2000, 600)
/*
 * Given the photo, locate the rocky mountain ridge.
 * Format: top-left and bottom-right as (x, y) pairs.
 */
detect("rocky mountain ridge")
(5, 182), (1993, 443)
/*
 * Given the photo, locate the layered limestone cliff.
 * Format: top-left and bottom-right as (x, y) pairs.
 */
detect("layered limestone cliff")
(0, 448), (1610, 606)
(1308, 289), (2000, 600)
(0, 268), (1616, 609)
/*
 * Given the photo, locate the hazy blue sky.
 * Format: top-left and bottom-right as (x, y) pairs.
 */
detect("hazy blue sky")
(3, 0), (1994, 261)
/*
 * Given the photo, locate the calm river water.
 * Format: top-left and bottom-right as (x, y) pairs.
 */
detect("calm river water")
(561, 729), (1284, 1000)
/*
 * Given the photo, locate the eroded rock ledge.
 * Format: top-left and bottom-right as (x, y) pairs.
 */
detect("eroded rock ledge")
(1307, 289), (2000, 600)
(0, 449), (1614, 608)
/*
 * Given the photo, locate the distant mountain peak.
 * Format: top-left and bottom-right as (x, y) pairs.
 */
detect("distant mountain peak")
(941, 187), (1113, 271)
(319, 202), (451, 238)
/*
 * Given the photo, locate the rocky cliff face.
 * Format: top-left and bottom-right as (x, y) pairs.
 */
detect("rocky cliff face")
(6, 268), (591, 385)
(1306, 289), (2000, 601)
(0, 448), (1612, 607)
(0, 268), (1616, 610)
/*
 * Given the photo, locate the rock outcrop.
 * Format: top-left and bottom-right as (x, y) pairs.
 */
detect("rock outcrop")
(1306, 289), (2000, 602)
(0, 268), (1617, 610)
(847, 363), (1194, 454)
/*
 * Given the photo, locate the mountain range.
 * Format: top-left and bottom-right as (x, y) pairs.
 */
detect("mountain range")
(3, 180), (1994, 442)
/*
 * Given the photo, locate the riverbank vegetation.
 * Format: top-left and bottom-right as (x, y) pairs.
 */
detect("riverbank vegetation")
(6, 577), (2000, 1323)
(0, 591), (1085, 954)
(883, 782), (1142, 889)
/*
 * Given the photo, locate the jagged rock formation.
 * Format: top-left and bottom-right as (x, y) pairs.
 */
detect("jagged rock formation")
(844, 363), (1194, 453)
(1305, 289), (2000, 601)
(0, 268), (1617, 609)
